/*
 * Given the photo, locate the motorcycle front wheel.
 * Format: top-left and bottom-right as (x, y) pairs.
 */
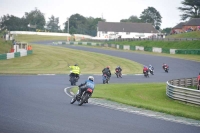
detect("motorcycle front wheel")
(70, 96), (76, 104)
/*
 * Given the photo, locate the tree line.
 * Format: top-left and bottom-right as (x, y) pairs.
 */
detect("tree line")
(0, 0), (199, 36)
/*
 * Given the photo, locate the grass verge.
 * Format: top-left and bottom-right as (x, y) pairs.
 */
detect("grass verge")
(72, 83), (200, 120)
(15, 34), (68, 42)
(0, 38), (12, 54)
(0, 44), (142, 74)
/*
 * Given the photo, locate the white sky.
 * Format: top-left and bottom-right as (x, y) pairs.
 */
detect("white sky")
(0, 0), (183, 29)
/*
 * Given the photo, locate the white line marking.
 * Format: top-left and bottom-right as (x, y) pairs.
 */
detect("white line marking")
(37, 74), (55, 75)
(64, 87), (200, 127)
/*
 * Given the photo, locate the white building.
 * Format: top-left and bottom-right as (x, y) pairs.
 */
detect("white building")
(97, 21), (159, 39)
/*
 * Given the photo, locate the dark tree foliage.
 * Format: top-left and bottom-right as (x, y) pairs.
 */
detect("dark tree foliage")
(0, 15), (27, 31)
(46, 15), (60, 32)
(162, 28), (172, 34)
(64, 13), (105, 36)
(120, 15), (141, 23)
(178, 0), (200, 20)
(24, 8), (46, 30)
(140, 7), (162, 30)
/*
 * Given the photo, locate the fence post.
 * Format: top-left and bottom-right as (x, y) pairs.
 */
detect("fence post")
(179, 79), (181, 86)
(173, 79), (176, 85)
(185, 78), (187, 87)
(192, 78), (195, 86)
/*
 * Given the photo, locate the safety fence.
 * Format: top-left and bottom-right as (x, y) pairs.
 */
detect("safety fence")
(56, 41), (200, 55)
(166, 77), (200, 105)
(0, 50), (33, 60)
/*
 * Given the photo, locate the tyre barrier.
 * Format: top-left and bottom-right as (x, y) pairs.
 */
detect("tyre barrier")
(0, 50), (33, 60)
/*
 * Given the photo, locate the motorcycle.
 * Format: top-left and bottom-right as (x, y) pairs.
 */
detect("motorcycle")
(70, 87), (93, 106)
(102, 74), (109, 84)
(144, 70), (149, 78)
(69, 71), (78, 86)
(115, 69), (122, 78)
(164, 66), (169, 73)
(148, 68), (154, 75)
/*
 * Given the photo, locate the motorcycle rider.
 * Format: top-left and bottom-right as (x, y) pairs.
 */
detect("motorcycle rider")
(69, 64), (80, 81)
(102, 66), (112, 80)
(162, 63), (169, 70)
(115, 66), (122, 77)
(148, 64), (154, 75)
(143, 66), (148, 74)
(76, 76), (95, 103)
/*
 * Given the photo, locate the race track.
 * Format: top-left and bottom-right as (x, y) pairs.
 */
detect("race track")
(0, 41), (199, 133)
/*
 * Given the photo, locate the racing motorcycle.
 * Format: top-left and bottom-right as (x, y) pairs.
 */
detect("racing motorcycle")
(69, 71), (78, 86)
(163, 66), (169, 73)
(148, 68), (154, 75)
(70, 88), (93, 106)
(144, 70), (149, 78)
(115, 69), (122, 78)
(102, 74), (109, 84)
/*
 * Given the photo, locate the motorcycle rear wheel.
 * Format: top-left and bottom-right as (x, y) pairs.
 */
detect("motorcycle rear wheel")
(78, 93), (89, 106)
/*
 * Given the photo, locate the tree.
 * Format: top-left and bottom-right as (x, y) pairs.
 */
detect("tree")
(162, 28), (172, 34)
(64, 13), (87, 34)
(46, 15), (60, 32)
(0, 14), (24, 31)
(86, 17), (105, 36)
(140, 7), (162, 30)
(120, 15), (141, 23)
(178, 0), (200, 20)
(24, 8), (46, 30)
(63, 13), (105, 36)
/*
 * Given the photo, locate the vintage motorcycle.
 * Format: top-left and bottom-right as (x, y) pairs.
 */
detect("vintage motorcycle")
(164, 66), (169, 73)
(102, 74), (109, 84)
(115, 69), (122, 78)
(70, 88), (93, 106)
(69, 71), (78, 86)
(144, 70), (149, 78)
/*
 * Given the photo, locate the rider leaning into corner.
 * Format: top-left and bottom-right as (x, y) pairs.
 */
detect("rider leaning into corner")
(68, 64), (80, 81)
(115, 66), (122, 73)
(102, 66), (112, 80)
(76, 76), (95, 103)
(162, 63), (169, 70)
(143, 66), (148, 74)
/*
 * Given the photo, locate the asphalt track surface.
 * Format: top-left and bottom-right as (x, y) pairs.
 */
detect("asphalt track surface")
(0, 41), (199, 133)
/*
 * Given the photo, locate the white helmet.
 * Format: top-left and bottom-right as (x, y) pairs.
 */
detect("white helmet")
(88, 76), (94, 81)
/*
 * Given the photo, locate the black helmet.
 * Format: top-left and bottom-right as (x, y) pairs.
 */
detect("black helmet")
(74, 64), (78, 66)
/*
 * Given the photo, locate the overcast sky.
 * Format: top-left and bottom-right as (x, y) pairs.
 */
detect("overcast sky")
(0, 0), (183, 29)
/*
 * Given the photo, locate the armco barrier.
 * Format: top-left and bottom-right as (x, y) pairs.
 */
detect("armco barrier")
(166, 77), (200, 105)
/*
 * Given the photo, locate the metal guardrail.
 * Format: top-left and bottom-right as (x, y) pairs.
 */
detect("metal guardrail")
(166, 77), (200, 105)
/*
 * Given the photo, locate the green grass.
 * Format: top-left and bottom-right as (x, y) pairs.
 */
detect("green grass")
(166, 31), (200, 38)
(0, 44), (142, 74)
(72, 83), (200, 120)
(15, 34), (69, 42)
(105, 40), (200, 49)
(0, 38), (12, 54)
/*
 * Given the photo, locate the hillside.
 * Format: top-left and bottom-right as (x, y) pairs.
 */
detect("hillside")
(166, 31), (200, 38)
(0, 38), (12, 54)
